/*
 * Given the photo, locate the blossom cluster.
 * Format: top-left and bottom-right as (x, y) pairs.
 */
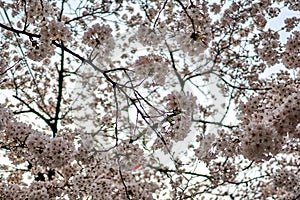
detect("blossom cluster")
(175, 33), (208, 57)
(163, 91), (197, 115)
(285, 0), (300, 11)
(257, 39), (280, 66)
(1, 113), (76, 169)
(208, 160), (237, 187)
(82, 23), (114, 56)
(70, 164), (157, 199)
(239, 122), (282, 161)
(213, 129), (239, 157)
(0, 179), (66, 199)
(5, 121), (35, 143)
(274, 93), (300, 138)
(160, 91), (197, 142)
(235, 72), (300, 161)
(162, 114), (192, 142)
(272, 169), (300, 194)
(23, 0), (54, 24)
(40, 20), (72, 42)
(253, 14), (267, 29)
(132, 54), (169, 86)
(27, 20), (71, 61)
(262, 168), (300, 199)
(0, 104), (158, 199)
(284, 17), (300, 31)
(29, 135), (75, 168)
(114, 141), (146, 171)
(136, 25), (163, 47)
(100, 114), (113, 127)
(0, 104), (13, 131)
(282, 31), (300, 69)
(0, 57), (7, 78)
(187, 2), (211, 34)
(256, 30), (281, 66)
(194, 133), (217, 164)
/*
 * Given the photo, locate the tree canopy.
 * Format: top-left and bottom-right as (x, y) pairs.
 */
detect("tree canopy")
(0, 0), (299, 199)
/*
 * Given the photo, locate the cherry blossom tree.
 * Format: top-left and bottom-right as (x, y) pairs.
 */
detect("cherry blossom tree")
(0, 0), (299, 199)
